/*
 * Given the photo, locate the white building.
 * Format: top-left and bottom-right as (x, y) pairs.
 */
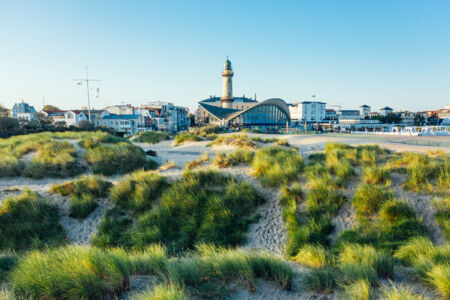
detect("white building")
(12, 102), (36, 121)
(379, 107), (394, 116)
(64, 110), (109, 126)
(64, 110), (88, 126)
(289, 101), (326, 122)
(359, 105), (371, 118)
(337, 110), (361, 120)
(41, 110), (67, 124)
(104, 104), (138, 115)
(100, 114), (149, 135)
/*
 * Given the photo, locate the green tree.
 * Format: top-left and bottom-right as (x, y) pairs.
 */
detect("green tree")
(413, 114), (425, 126)
(0, 104), (10, 117)
(42, 105), (60, 111)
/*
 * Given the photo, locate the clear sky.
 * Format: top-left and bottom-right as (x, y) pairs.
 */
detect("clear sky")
(0, 0), (449, 112)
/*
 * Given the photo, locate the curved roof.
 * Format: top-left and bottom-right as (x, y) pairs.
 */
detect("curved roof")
(199, 98), (290, 122)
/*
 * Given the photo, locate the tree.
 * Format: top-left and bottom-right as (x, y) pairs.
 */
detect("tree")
(189, 113), (196, 127)
(385, 113), (401, 124)
(35, 112), (53, 128)
(0, 104), (10, 117)
(0, 117), (19, 137)
(426, 114), (439, 126)
(42, 105), (60, 111)
(413, 114), (425, 126)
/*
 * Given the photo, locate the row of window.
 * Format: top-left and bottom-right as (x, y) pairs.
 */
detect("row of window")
(229, 104), (289, 125)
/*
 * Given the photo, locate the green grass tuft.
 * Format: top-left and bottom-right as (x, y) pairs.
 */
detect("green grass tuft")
(133, 131), (170, 144)
(111, 170), (169, 213)
(0, 190), (65, 251)
(252, 146), (303, 186)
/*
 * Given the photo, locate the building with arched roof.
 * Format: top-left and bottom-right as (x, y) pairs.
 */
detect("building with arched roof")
(196, 59), (290, 128)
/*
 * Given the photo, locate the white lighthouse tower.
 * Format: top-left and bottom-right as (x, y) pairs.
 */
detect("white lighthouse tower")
(221, 58), (234, 108)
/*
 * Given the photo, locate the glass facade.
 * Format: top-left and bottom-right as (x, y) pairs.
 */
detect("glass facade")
(228, 104), (289, 127)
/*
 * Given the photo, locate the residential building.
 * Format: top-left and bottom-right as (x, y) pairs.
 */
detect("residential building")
(100, 114), (149, 135)
(325, 109), (338, 121)
(337, 119), (382, 131)
(64, 110), (109, 126)
(41, 110), (67, 124)
(398, 111), (416, 126)
(141, 101), (189, 132)
(12, 102), (36, 121)
(289, 101), (326, 122)
(359, 105), (371, 118)
(337, 110), (361, 120)
(379, 107), (394, 116)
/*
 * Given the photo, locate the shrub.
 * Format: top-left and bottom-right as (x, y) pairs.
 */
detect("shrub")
(10, 245), (167, 299)
(0, 190), (65, 251)
(380, 200), (416, 223)
(338, 244), (394, 278)
(362, 166), (391, 186)
(92, 208), (134, 248)
(426, 263), (450, 298)
(164, 245), (292, 298)
(174, 132), (201, 145)
(306, 181), (345, 216)
(433, 197), (450, 239)
(279, 184), (303, 257)
(50, 176), (112, 219)
(0, 252), (17, 280)
(252, 146), (303, 186)
(393, 237), (438, 265)
(84, 142), (153, 175)
(111, 171), (169, 213)
(381, 282), (430, 300)
(21, 140), (84, 178)
(302, 267), (339, 293)
(185, 153), (209, 170)
(293, 244), (328, 268)
(189, 125), (221, 136)
(353, 184), (395, 218)
(68, 194), (97, 219)
(208, 134), (257, 149)
(134, 131), (170, 144)
(159, 160), (179, 171)
(51, 175), (112, 197)
(394, 237), (450, 296)
(97, 171), (264, 251)
(135, 284), (186, 300)
(342, 279), (371, 300)
(213, 149), (254, 168)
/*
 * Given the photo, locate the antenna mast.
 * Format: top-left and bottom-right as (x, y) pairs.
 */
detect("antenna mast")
(74, 66), (100, 122)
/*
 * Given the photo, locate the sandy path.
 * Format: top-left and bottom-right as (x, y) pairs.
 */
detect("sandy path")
(390, 173), (446, 245)
(328, 168), (360, 244)
(46, 192), (113, 245)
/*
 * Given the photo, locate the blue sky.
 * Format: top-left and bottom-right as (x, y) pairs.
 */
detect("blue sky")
(0, 0), (449, 112)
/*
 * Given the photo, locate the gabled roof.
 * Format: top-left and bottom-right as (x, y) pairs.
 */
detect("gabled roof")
(360, 105), (370, 108)
(380, 107), (393, 111)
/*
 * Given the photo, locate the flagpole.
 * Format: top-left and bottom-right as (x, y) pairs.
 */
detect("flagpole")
(85, 66), (91, 122)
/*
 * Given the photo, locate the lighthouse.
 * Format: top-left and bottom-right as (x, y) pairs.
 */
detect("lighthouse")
(220, 58), (234, 108)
